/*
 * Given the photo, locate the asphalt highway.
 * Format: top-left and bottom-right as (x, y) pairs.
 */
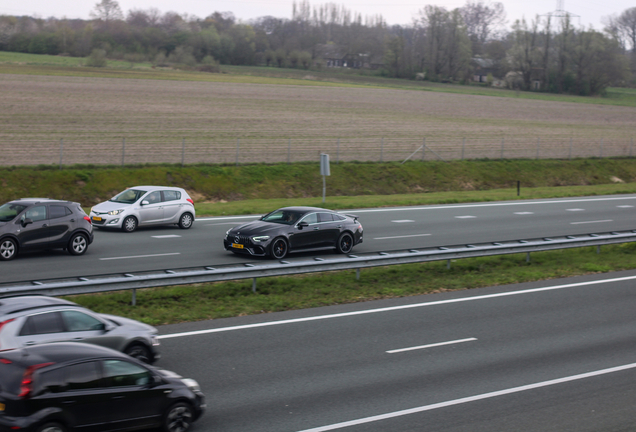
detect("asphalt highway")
(155, 270), (636, 432)
(2, 194), (636, 283)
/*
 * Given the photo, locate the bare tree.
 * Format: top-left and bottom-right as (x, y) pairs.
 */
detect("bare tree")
(615, 7), (636, 52)
(459, 1), (506, 54)
(90, 0), (124, 22)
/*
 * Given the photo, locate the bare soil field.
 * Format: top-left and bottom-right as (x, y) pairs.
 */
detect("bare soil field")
(2, 73), (636, 166)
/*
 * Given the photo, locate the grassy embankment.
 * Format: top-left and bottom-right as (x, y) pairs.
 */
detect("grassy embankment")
(1, 160), (634, 325)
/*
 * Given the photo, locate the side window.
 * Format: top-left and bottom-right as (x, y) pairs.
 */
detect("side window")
(301, 213), (318, 224)
(23, 205), (47, 222)
(61, 310), (103, 332)
(163, 190), (180, 201)
(49, 205), (69, 219)
(144, 191), (162, 204)
(318, 213), (334, 223)
(35, 367), (66, 395)
(19, 312), (65, 336)
(65, 361), (101, 391)
(103, 360), (151, 387)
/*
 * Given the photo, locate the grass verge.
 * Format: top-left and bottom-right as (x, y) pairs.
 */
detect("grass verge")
(64, 243), (636, 326)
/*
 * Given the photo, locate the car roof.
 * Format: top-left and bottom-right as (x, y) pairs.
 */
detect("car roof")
(0, 342), (129, 367)
(127, 186), (186, 192)
(277, 206), (336, 213)
(8, 198), (76, 206)
(0, 295), (80, 316)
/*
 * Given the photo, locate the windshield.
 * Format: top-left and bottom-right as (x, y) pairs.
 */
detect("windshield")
(0, 203), (26, 222)
(109, 189), (146, 204)
(261, 209), (303, 225)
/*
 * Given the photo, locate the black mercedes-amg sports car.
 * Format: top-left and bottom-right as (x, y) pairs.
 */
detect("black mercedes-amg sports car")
(223, 206), (363, 259)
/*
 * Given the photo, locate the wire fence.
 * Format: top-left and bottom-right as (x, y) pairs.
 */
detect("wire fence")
(1, 136), (635, 167)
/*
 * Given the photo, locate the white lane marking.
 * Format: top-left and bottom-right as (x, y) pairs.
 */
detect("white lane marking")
(387, 338), (477, 354)
(197, 216), (259, 221)
(455, 215), (476, 219)
(391, 220), (414, 223)
(347, 196), (636, 213)
(373, 234), (431, 240)
(295, 362), (636, 432)
(617, 205), (634, 208)
(570, 220), (613, 225)
(514, 212), (534, 215)
(158, 274), (636, 340)
(205, 222), (245, 226)
(100, 253), (181, 261)
(566, 208), (585, 212)
(151, 235), (182, 238)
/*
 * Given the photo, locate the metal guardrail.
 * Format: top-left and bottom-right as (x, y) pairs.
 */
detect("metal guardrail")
(1, 230), (635, 300)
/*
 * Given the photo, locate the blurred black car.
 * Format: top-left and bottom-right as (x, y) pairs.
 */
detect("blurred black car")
(0, 198), (93, 261)
(0, 342), (205, 432)
(223, 206), (363, 259)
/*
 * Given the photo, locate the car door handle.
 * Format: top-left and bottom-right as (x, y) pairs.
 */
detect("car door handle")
(313, 227), (320, 230)
(70, 219), (75, 222)
(73, 337), (83, 340)
(25, 341), (36, 346)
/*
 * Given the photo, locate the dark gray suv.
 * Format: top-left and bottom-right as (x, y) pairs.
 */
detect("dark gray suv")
(0, 198), (94, 261)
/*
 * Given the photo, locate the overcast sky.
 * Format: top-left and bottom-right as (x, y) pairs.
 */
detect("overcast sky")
(1, 0), (633, 30)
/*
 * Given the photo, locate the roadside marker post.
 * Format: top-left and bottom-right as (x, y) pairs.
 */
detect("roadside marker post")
(320, 153), (330, 204)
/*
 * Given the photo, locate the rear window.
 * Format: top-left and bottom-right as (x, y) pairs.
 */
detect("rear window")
(163, 190), (181, 201)
(19, 312), (65, 336)
(49, 205), (71, 219)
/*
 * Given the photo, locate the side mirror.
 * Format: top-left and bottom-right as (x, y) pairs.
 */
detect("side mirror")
(21, 218), (33, 227)
(141, 200), (149, 206)
(297, 221), (309, 229)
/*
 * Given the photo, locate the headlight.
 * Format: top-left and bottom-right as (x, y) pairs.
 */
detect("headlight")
(108, 209), (124, 215)
(252, 236), (270, 242)
(226, 228), (232, 236)
(181, 378), (201, 392)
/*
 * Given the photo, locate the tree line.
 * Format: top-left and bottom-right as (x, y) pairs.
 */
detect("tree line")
(0, 0), (634, 95)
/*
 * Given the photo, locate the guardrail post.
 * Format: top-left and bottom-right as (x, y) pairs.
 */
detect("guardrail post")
(526, 252), (531, 263)
(356, 268), (360, 280)
(597, 245), (601, 254)
(131, 289), (136, 306)
(252, 278), (257, 293)
(447, 259), (451, 269)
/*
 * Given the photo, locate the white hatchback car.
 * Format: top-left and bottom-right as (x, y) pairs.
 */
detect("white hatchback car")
(89, 186), (195, 232)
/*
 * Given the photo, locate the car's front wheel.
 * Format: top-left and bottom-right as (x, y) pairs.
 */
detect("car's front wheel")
(0, 238), (18, 261)
(270, 237), (288, 259)
(122, 216), (138, 233)
(336, 232), (354, 254)
(124, 343), (152, 363)
(68, 233), (88, 255)
(162, 402), (194, 432)
(178, 212), (194, 229)
(36, 422), (67, 432)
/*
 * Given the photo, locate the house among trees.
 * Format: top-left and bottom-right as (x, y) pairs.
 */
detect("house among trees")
(471, 57), (497, 83)
(315, 44), (383, 69)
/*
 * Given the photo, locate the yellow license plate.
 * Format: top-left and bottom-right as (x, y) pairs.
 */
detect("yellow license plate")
(92, 216), (102, 222)
(232, 243), (244, 249)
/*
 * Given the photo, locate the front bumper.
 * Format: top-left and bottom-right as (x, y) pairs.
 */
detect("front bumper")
(89, 212), (123, 228)
(223, 238), (268, 256)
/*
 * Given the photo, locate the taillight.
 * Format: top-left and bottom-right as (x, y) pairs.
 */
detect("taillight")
(84, 215), (92, 224)
(19, 362), (53, 398)
(186, 198), (194, 205)
(0, 358), (11, 364)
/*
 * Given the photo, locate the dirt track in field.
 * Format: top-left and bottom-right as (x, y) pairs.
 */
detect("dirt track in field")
(2, 74), (635, 165)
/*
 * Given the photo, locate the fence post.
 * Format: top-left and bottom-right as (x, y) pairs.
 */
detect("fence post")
(599, 138), (603, 158)
(181, 138), (185, 167)
(287, 139), (291, 164)
(421, 138), (426, 161)
(336, 138), (340, 164)
(59, 139), (63, 169)
(569, 137), (573, 160)
(500, 138), (504, 159)
(536, 138), (540, 159)
(380, 138), (384, 162)
(630, 138), (634, 158)
(122, 138), (125, 166)
(461, 138), (465, 160)
(235, 138), (240, 166)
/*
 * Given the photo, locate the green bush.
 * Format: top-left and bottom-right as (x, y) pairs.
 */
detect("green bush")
(85, 49), (107, 67)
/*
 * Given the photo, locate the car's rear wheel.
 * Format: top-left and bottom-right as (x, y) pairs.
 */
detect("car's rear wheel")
(122, 216), (138, 233)
(124, 343), (152, 363)
(270, 237), (288, 259)
(37, 422), (67, 432)
(178, 212), (194, 229)
(162, 402), (194, 432)
(68, 233), (88, 255)
(0, 238), (17, 261)
(336, 232), (354, 254)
